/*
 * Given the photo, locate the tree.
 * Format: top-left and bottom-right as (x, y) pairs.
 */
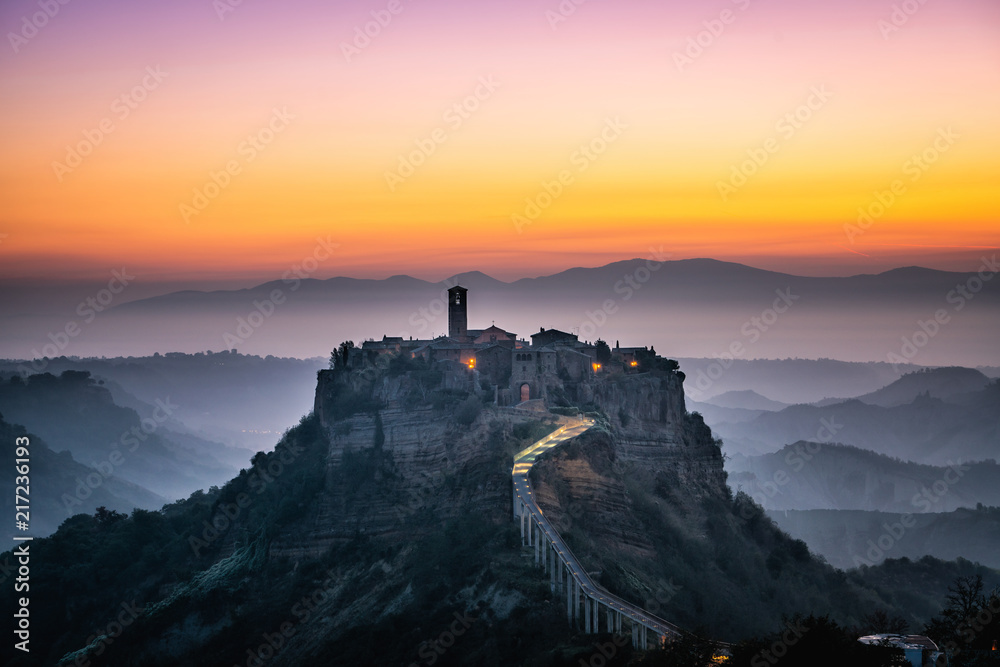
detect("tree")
(595, 339), (611, 364)
(94, 506), (127, 525)
(454, 395), (482, 426)
(731, 614), (908, 667)
(924, 574), (1000, 665)
(329, 340), (356, 369)
(862, 609), (909, 635)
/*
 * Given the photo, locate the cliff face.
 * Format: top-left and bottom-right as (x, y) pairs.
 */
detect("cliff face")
(16, 361), (934, 666)
(294, 368), (729, 569)
(289, 368), (729, 561)
(528, 373), (729, 562)
(582, 373), (728, 498)
(276, 370), (547, 560)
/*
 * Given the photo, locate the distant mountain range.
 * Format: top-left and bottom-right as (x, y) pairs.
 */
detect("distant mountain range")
(706, 368), (999, 463)
(703, 389), (789, 411)
(1, 258), (997, 365)
(0, 414), (166, 544)
(0, 371), (242, 503)
(816, 366), (992, 407)
(0, 352), (325, 452)
(770, 507), (1000, 570)
(728, 441), (1000, 513)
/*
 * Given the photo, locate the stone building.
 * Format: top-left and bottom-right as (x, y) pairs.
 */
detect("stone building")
(359, 285), (642, 406)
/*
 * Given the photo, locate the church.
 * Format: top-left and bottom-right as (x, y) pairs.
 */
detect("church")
(358, 286), (638, 405)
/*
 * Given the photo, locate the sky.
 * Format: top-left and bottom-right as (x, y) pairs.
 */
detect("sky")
(1, 0), (998, 286)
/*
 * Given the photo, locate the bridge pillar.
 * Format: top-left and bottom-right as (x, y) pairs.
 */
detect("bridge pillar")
(593, 599), (599, 634)
(519, 505), (525, 545)
(566, 566), (573, 623)
(607, 608), (613, 634)
(584, 594), (591, 634)
(534, 523), (540, 565)
(573, 577), (580, 619)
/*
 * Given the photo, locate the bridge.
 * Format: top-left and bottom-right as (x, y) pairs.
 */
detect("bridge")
(511, 415), (689, 650)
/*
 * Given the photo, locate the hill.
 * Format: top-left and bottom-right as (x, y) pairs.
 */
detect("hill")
(4, 355), (998, 665)
(727, 442), (1000, 513)
(2, 259), (997, 366)
(845, 367), (991, 408)
(702, 389), (788, 411)
(0, 351), (325, 452)
(709, 381), (1000, 463)
(769, 507), (1000, 570)
(679, 357), (913, 405)
(0, 371), (239, 501)
(0, 414), (166, 543)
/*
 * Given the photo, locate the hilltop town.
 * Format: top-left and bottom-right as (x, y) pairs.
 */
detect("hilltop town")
(340, 285), (677, 406)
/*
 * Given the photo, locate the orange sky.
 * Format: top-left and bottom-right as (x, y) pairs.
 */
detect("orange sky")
(1, 0), (998, 284)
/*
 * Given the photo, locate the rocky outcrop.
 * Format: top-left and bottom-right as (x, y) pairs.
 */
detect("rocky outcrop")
(276, 370), (558, 559)
(299, 366), (726, 560)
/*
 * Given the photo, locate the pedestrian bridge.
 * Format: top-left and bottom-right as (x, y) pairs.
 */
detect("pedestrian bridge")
(511, 416), (689, 650)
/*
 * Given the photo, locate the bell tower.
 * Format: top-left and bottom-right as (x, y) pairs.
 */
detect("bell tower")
(448, 285), (468, 340)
